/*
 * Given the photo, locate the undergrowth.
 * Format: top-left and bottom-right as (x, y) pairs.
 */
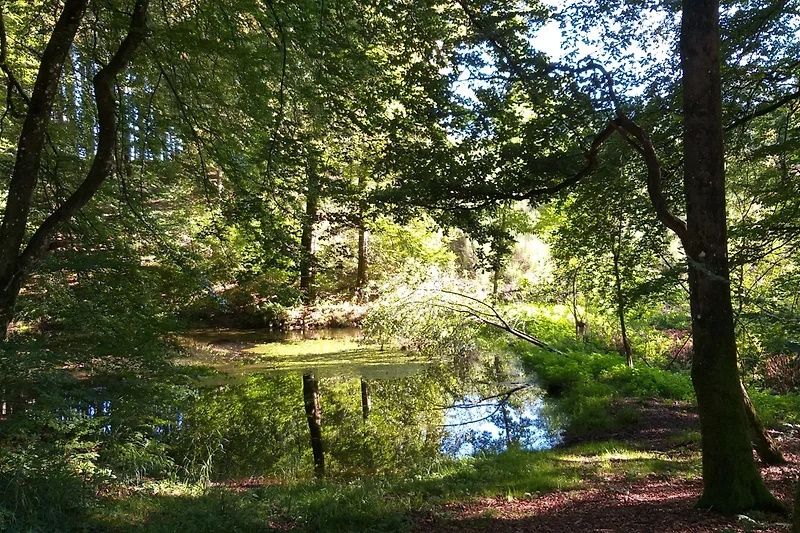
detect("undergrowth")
(496, 305), (800, 435)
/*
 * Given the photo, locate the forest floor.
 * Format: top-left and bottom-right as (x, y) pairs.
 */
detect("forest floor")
(415, 399), (799, 533)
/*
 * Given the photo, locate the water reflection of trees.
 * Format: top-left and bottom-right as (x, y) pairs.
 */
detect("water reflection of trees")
(303, 373), (325, 477)
(0, 349), (559, 482)
(437, 353), (556, 457)
(173, 373), (309, 480)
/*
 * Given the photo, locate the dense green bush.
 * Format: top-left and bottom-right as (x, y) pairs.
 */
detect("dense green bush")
(501, 324), (696, 436)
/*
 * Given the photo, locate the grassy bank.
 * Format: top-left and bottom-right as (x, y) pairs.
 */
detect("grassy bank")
(89, 440), (698, 532)
(498, 305), (800, 434)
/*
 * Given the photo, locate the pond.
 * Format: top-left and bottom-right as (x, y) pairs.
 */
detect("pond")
(0, 329), (562, 481)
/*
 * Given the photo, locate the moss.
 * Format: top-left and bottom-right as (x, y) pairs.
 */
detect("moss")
(180, 332), (430, 379)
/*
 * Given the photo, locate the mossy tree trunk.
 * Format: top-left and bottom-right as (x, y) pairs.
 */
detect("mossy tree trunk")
(741, 381), (785, 465)
(681, 0), (781, 513)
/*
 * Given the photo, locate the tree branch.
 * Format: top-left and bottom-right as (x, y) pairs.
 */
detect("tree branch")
(0, 0), (88, 280)
(726, 88), (800, 130)
(18, 0), (150, 271)
(0, 7), (32, 109)
(452, 3), (691, 254)
(455, 0), (546, 98)
(612, 114), (689, 247)
(524, 120), (616, 199)
(437, 289), (564, 354)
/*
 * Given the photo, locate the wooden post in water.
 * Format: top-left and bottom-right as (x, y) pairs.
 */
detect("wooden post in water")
(302, 373), (324, 477)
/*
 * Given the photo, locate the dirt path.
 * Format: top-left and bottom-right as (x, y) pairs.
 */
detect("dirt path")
(415, 399), (800, 532)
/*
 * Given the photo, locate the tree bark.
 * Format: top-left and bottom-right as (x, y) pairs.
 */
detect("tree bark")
(681, 0), (781, 513)
(612, 234), (633, 368)
(0, 279), (21, 341)
(300, 165), (318, 305)
(302, 373), (324, 477)
(741, 381), (785, 465)
(0, 0), (87, 270)
(354, 173), (367, 302)
(355, 222), (367, 301)
(569, 273), (585, 339)
(360, 378), (371, 420)
(0, 0), (88, 338)
(492, 264), (500, 300)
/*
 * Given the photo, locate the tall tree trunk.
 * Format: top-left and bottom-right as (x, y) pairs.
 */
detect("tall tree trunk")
(0, 0), (88, 339)
(500, 401), (512, 446)
(360, 378), (371, 420)
(0, 0), (87, 268)
(491, 206), (508, 302)
(355, 223), (367, 301)
(492, 263), (500, 300)
(0, 280), (20, 341)
(300, 166), (318, 305)
(302, 373), (324, 477)
(354, 173), (368, 302)
(116, 85), (135, 182)
(612, 239), (633, 368)
(681, 0), (781, 513)
(569, 273), (584, 339)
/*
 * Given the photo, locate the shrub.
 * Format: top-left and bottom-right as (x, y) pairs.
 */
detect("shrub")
(506, 330), (695, 436)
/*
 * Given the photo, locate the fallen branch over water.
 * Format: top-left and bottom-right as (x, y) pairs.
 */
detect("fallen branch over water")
(435, 289), (565, 355)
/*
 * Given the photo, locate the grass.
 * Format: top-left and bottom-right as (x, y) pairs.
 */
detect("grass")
(502, 338), (694, 436)
(244, 341), (425, 374)
(494, 306), (800, 436)
(91, 441), (700, 532)
(512, 330), (800, 436)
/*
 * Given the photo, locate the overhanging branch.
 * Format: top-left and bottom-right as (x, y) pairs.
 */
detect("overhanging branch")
(612, 114), (689, 247)
(18, 0), (150, 271)
(523, 120), (616, 199)
(727, 88), (800, 130)
(437, 289), (564, 354)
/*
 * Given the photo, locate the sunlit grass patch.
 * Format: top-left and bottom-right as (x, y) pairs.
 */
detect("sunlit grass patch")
(558, 449), (661, 463)
(93, 481), (284, 532)
(178, 330), (432, 378)
(552, 441), (700, 481)
(665, 429), (701, 447)
(237, 342), (428, 378)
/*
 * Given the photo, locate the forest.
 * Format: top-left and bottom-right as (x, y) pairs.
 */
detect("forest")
(0, 0), (799, 531)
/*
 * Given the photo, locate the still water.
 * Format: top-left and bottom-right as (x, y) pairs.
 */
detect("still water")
(0, 329), (562, 480)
